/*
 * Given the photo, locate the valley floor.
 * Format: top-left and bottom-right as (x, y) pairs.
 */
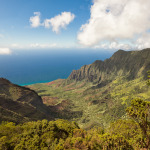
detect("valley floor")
(28, 76), (150, 128)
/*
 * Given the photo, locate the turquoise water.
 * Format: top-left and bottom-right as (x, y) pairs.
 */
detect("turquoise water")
(0, 49), (113, 85)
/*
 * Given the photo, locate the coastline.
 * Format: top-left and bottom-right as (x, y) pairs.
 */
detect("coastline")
(19, 80), (54, 86)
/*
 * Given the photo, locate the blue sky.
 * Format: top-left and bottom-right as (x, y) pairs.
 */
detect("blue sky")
(0, 0), (91, 50)
(0, 0), (150, 54)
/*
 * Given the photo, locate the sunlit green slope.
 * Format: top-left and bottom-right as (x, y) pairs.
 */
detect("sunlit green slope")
(28, 48), (150, 128)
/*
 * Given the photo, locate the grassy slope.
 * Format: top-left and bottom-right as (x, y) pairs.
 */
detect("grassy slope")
(28, 75), (150, 129)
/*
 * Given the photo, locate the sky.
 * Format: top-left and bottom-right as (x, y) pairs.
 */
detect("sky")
(0, 0), (150, 55)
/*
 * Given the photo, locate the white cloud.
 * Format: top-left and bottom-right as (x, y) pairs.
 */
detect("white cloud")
(10, 43), (24, 49)
(0, 48), (11, 55)
(109, 42), (132, 50)
(94, 41), (132, 50)
(11, 43), (19, 47)
(44, 19), (51, 29)
(135, 33), (150, 50)
(29, 12), (75, 33)
(77, 0), (150, 47)
(30, 43), (57, 48)
(30, 12), (41, 28)
(44, 12), (75, 33)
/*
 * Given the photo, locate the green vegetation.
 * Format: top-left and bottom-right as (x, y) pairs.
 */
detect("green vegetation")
(126, 98), (150, 148)
(1, 49), (150, 128)
(27, 49), (150, 128)
(0, 98), (149, 149)
(28, 75), (150, 128)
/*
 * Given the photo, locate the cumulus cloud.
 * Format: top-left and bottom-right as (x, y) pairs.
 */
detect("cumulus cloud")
(109, 42), (132, 50)
(135, 33), (150, 50)
(0, 48), (11, 55)
(44, 12), (75, 33)
(77, 0), (150, 47)
(29, 12), (41, 28)
(29, 12), (75, 33)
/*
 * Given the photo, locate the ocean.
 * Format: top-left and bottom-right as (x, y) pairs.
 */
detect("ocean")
(0, 49), (113, 85)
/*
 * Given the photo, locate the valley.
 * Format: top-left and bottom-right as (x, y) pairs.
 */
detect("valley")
(27, 48), (150, 128)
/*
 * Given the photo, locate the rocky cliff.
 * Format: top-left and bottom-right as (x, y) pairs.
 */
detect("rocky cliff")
(68, 48), (150, 85)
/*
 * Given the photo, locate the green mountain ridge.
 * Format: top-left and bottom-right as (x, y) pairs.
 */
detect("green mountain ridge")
(27, 48), (150, 128)
(67, 49), (150, 84)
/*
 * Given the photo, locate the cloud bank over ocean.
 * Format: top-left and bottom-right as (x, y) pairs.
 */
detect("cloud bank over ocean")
(78, 0), (150, 50)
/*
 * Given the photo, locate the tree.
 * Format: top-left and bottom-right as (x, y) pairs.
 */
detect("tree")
(126, 98), (150, 149)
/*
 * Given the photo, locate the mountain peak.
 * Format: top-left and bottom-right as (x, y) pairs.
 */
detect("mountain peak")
(67, 48), (150, 84)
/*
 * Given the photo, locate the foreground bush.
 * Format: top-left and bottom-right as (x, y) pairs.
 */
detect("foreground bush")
(0, 99), (149, 149)
(0, 120), (135, 150)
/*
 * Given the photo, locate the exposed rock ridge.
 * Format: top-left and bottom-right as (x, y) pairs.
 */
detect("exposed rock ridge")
(67, 48), (150, 85)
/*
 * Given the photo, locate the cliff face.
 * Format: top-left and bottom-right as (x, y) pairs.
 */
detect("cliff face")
(0, 78), (52, 123)
(68, 48), (150, 85)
